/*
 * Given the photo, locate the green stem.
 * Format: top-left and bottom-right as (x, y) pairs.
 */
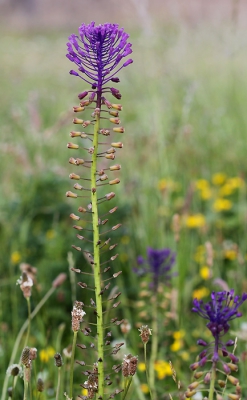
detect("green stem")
(122, 377), (132, 400)
(91, 112), (104, 398)
(1, 286), (57, 400)
(208, 364), (216, 400)
(144, 343), (153, 400)
(56, 367), (62, 400)
(24, 297), (31, 348)
(149, 295), (158, 400)
(23, 368), (28, 400)
(69, 330), (78, 399)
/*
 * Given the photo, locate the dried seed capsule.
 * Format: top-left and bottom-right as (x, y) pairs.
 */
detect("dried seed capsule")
(73, 106), (85, 112)
(113, 126), (125, 133)
(37, 378), (44, 392)
(54, 353), (63, 368)
(109, 117), (120, 124)
(111, 142), (123, 148)
(21, 347), (31, 368)
(66, 191), (78, 198)
(112, 104), (123, 111)
(70, 131), (82, 137)
(73, 118), (84, 124)
(109, 178), (120, 185)
(109, 164), (121, 171)
(67, 142), (79, 149)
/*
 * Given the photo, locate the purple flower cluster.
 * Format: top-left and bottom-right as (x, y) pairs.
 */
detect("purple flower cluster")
(192, 290), (247, 363)
(66, 22), (133, 91)
(135, 247), (176, 291)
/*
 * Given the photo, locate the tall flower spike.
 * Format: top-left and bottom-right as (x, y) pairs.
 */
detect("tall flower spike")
(66, 22), (133, 399)
(186, 290), (247, 400)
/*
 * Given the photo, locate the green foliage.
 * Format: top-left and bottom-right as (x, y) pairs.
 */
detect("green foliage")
(1, 22), (247, 399)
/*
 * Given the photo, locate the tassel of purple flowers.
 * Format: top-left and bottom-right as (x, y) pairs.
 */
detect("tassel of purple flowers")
(186, 290), (247, 400)
(66, 22), (133, 399)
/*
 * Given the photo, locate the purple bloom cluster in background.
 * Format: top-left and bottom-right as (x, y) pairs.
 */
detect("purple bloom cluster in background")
(135, 247), (176, 291)
(66, 21), (133, 91)
(192, 290), (247, 363)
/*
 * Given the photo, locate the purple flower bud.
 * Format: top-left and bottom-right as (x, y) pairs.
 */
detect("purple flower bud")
(225, 340), (235, 347)
(69, 70), (79, 76)
(223, 363), (231, 375)
(228, 353), (239, 364)
(78, 91), (88, 100)
(123, 59), (133, 67)
(197, 339), (208, 346)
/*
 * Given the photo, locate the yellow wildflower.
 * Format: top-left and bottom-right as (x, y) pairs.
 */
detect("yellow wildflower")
(138, 362), (146, 372)
(170, 340), (182, 352)
(193, 287), (210, 300)
(213, 198), (232, 212)
(195, 179), (210, 191)
(224, 249), (237, 261)
(212, 173), (227, 186)
(11, 251), (21, 264)
(227, 177), (244, 189)
(219, 183), (234, 197)
(185, 214), (206, 229)
(200, 188), (212, 200)
(40, 347), (56, 363)
(154, 360), (172, 379)
(140, 384), (149, 394)
(200, 266), (211, 280)
(173, 330), (185, 340)
(46, 229), (56, 239)
(81, 389), (88, 396)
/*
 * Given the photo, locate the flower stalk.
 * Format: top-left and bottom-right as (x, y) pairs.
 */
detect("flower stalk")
(91, 111), (104, 397)
(66, 21), (133, 398)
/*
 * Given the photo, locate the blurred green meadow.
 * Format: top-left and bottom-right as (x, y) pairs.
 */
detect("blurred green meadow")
(1, 16), (247, 398)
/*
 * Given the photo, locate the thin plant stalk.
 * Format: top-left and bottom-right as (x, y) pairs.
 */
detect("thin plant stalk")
(23, 369), (28, 400)
(91, 111), (104, 397)
(208, 364), (216, 400)
(144, 343), (153, 400)
(122, 377), (132, 400)
(149, 295), (158, 400)
(56, 367), (62, 400)
(69, 330), (78, 399)
(2, 285), (57, 400)
(24, 297), (31, 348)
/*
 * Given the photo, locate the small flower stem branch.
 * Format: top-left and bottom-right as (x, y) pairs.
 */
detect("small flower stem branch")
(122, 377), (132, 400)
(56, 367), (62, 400)
(24, 297), (31, 348)
(69, 330), (78, 399)
(208, 363), (216, 400)
(1, 286), (57, 400)
(149, 295), (158, 400)
(91, 108), (104, 398)
(144, 343), (153, 400)
(23, 368), (28, 400)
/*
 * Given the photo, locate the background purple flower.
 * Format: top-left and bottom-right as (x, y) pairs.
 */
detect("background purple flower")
(135, 247), (176, 291)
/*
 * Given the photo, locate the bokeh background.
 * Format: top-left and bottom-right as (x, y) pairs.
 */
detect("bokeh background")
(2, 0), (247, 398)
